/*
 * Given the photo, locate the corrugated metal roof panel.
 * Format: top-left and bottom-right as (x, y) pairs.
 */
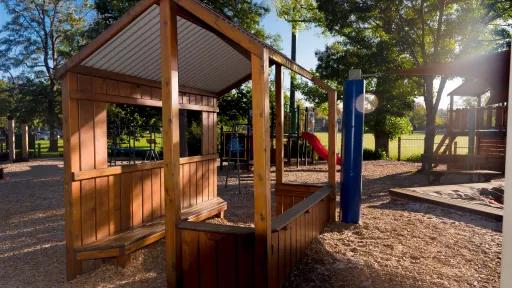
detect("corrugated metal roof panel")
(81, 4), (250, 94)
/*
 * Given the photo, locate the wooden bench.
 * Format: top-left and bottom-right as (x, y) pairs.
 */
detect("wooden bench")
(75, 197), (227, 266)
(427, 169), (503, 185)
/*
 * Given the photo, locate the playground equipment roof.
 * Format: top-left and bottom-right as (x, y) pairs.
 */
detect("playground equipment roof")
(56, 0), (333, 95)
(448, 79), (489, 98)
(397, 49), (510, 105)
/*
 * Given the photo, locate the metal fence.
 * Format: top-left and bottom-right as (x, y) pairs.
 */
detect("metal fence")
(388, 137), (469, 161)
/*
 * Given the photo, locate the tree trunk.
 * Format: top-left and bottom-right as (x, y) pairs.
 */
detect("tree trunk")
(48, 86), (59, 152)
(422, 76), (436, 171)
(374, 131), (390, 156)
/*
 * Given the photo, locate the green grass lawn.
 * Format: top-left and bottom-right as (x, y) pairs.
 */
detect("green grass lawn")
(32, 131), (468, 162)
(314, 132), (469, 160)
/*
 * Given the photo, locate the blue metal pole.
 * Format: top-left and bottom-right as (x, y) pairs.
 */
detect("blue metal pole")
(341, 71), (365, 224)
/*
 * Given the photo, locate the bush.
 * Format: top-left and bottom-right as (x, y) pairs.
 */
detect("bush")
(363, 148), (388, 160)
(405, 153), (423, 162)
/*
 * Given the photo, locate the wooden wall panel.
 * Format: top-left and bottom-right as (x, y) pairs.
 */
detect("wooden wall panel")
(181, 229), (255, 288)
(68, 72), (220, 252)
(275, 184), (323, 215)
(270, 198), (329, 288)
(179, 158), (218, 209)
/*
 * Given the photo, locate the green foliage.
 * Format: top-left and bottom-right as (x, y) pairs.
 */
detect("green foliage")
(378, 116), (413, 141)
(274, 0), (324, 33)
(107, 104), (161, 145)
(315, 0), (511, 167)
(405, 153), (423, 163)
(218, 85), (252, 126)
(410, 103), (427, 131)
(363, 148), (388, 161)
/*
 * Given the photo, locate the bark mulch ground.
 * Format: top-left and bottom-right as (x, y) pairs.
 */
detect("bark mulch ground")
(0, 160), (501, 287)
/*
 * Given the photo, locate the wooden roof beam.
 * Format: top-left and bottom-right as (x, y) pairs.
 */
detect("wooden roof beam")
(269, 50), (334, 92)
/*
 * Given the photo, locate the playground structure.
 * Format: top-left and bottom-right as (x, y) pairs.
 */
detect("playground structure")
(57, 0), (338, 287)
(399, 49), (510, 174)
(219, 105), (328, 171)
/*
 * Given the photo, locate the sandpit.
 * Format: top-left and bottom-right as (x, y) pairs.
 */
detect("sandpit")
(0, 160), (502, 287)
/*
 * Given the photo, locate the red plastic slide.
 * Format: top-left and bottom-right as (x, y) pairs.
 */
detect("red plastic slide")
(302, 132), (342, 165)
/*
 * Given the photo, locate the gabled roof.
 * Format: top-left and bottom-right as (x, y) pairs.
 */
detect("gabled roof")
(448, 80), (489, 97)
(56, 0), (332, 95)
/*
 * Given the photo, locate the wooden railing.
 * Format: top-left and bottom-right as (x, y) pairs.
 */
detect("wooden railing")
(270, 186), (330, 288)
(448, 106), (507, 131)
(178, 185), (331, 288)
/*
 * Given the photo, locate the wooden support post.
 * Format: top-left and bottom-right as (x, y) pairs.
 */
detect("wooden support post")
(275, 64), (284, 184)
(160, 0), (181, 286)
(21, 123), (29, 161)
(7, 118), (15, 162)
(62, 72), (82, 280)
(328, 89), (337, 222)
(251, 49), (271, 288)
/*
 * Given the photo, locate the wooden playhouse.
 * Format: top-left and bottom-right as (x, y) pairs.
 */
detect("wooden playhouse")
(57, 0), (338, 286)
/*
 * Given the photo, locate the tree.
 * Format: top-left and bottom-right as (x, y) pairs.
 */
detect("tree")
(316, 0), (511, 170)
(274, 0), (323, 133)
(0, 0), (90, 151)
(299, 37), (419, 154)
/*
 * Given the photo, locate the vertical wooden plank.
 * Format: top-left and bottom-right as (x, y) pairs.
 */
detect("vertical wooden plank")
(217, 234), (237, 288)
(202, 112), (210, 155)
(132, 171), (143, 226)
(94, 102), (109, 241)
(183, 164), (190, 208)
(251, 50), (272, 288)
(196, 161), (203, 203)
(209, 113), (215, 154)
(152, 87), (162, 100)
(152, 168), (162, 218)
(182, 230), (199, 288)
(142, 170), (153, 222)
(278, 229), (286, 287)
(79, 100), (96, 245)
(275, 65), (284, 184)
(141, 86), (152, 99)
(95, 177), (109, 240)
(208, 159), (215, 200)
(63, 72), (82, 280)
(199, 233), (217, 288)
(202, 160), (209, 201)
(213, 112), (218, 153)
(120, 173), (133, 230)
(238, 235), (256, 288)
(161, 0), (182, 285)
(108, 175), (121, 235)
(160, 167), (165, 213)
(270, 233), (279, 288)
(106, 79), (119, 95)
(189, 162), (197, 205)
(328, 89), (337, 222)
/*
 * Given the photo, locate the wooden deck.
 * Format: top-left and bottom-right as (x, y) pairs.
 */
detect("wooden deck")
(389, 183), (503, 221)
